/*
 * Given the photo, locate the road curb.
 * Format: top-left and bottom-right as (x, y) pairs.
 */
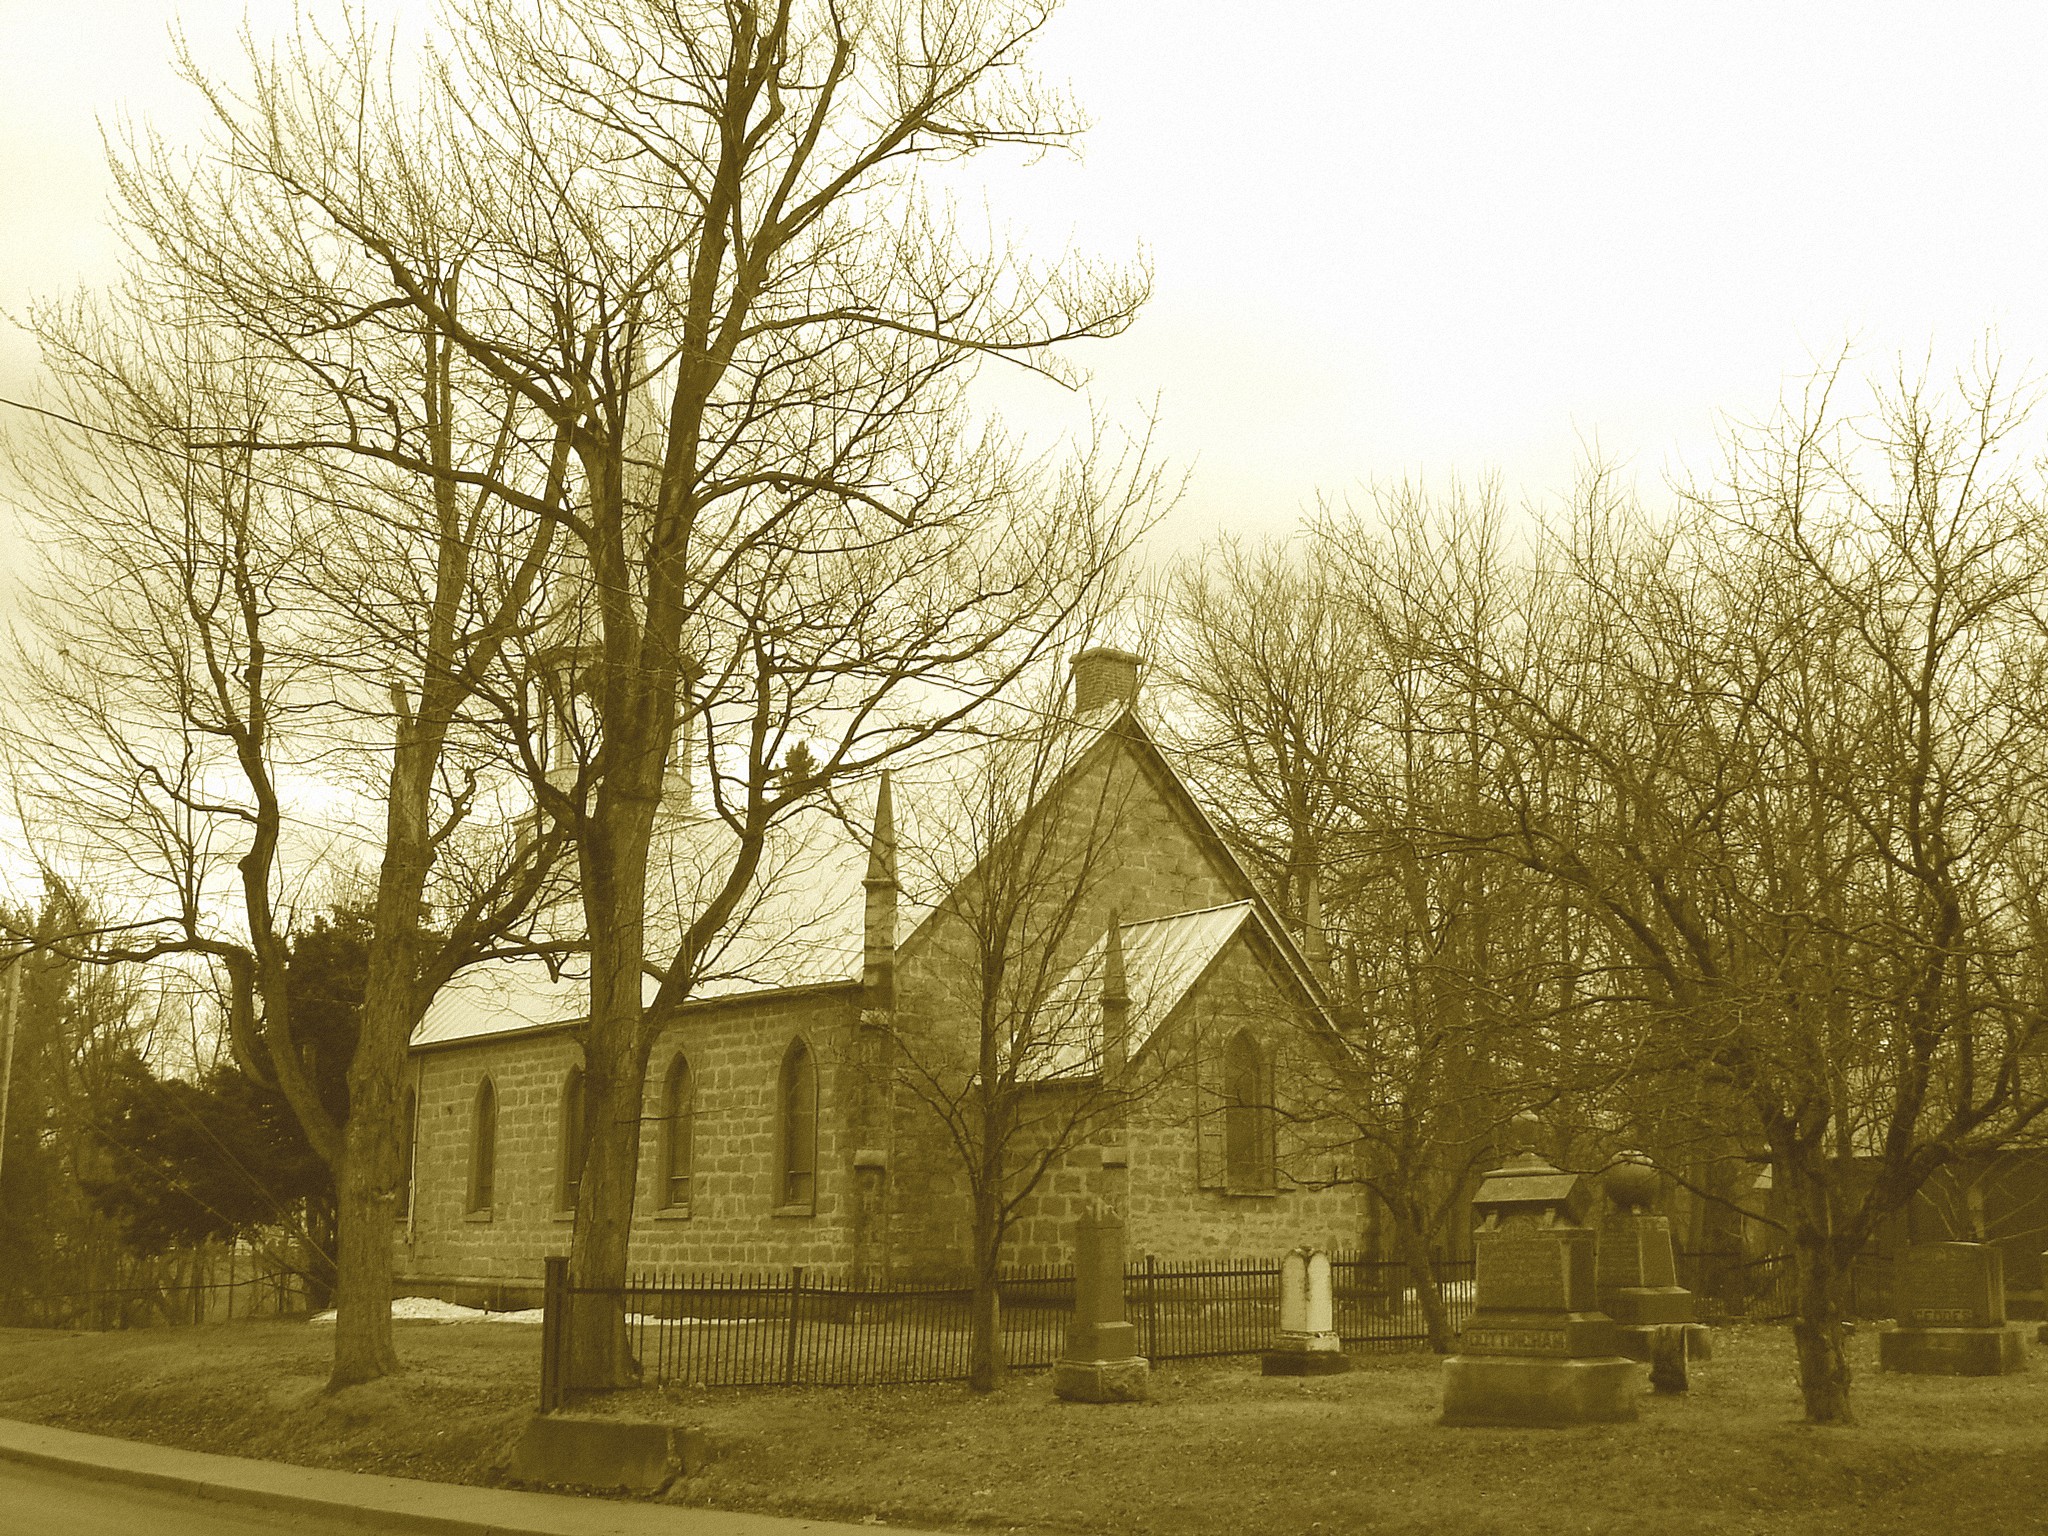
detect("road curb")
(0, 1429), (509, 1536)
(0, 1417), (929, 1536)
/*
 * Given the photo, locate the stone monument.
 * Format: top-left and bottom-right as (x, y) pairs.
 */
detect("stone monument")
(1597, 1157), (1709, 1375)
(1053, 1207), (1150, 1402)
(1262, 1247), (1349, 1375)
(1440, 1151), (1640, 1427)
(1878, 1241), (2026, 1375)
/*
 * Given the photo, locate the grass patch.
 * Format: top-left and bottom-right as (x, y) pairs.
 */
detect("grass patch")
(3, 1319), (2045, 1533)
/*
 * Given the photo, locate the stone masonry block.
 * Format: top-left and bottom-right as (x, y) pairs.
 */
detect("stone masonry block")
(1879, 1326), (2028, 1376)
(1440, 1355), (1642, 1427)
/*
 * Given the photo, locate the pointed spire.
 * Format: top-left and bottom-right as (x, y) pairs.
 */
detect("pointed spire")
(862, 771), (899, 1008)
(1301, 859), (1331, 975)
(865, 770), (898, 890)
(1101, 911), (1129, 1008)
(1101, 912), (1130, 1079)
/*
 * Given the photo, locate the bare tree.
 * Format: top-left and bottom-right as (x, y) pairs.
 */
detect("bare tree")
(121, 0), (1158, 1386)
(1164, 515), (1583, 1350)
(1384, 367), (2048, 1422)
(7, 275), (573, 1386)
(871, 688), (1181, 1390)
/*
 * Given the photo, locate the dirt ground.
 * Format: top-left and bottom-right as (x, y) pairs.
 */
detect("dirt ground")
(4, 1319), (2047, 1535)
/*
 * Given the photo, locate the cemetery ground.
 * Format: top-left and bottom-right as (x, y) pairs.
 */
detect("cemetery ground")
(3, 1319), (2046, 1534)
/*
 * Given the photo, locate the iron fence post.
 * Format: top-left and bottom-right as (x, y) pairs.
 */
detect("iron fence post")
(1144, 1254), (1157, 1361)
(540, 1255), (568, 1413)
(783, 1266), (806, 1386)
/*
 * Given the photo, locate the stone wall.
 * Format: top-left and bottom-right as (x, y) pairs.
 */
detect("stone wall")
(397, 984), (863, 1294)
(1008, 934), (1365, 1269)
(877, 732), (1364, 1277)
(397, 725), (1365, 1296)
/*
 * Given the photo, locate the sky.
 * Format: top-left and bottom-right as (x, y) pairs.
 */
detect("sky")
(8, 3), (2048, 580)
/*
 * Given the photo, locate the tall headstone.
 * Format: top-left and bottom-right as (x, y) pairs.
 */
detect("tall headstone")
(1053, 1208), (1150, 1402)
(1441, 1152), (1640, 1427)
(1598, 1158), (1708, 1378)
(1879, 1242), (2026, 1375)
(1262, 1248), (1349, 1375)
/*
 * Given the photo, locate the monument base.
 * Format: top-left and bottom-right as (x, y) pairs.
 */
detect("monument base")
(1053, 1356), (1151, 1403)
(1261, 1341), (1351, 1376)
(1605, 1287), (1696, 1326)
(504, 1414), (709, 1493)
(1878, 1325), (2027, 1376)
(1439, 1355), (1641, 1427)
(1615, 1322), (1713, 1364)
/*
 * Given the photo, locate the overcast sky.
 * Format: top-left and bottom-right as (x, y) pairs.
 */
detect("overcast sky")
(6, 1), (2048, 583)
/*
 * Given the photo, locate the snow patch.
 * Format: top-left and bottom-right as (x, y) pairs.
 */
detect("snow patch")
(308, 1297), (768, 1327)
(309, 1295), (523, 1325)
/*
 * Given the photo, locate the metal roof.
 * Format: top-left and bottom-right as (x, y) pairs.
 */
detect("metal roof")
(1016, 901), (1258, 1082)
(405, 707), (1317, 1054)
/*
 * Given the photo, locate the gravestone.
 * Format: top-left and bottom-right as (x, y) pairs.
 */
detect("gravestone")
(1879, 1242), (2026, 1376)
(1441, 1152), (1640, 1426)
(1052, 1207), (1150, 1402)
(1597, 1158), (1708, 1379)
(1647, 1322), (1689, 1394)
(1262, 1248), (1349, 1375)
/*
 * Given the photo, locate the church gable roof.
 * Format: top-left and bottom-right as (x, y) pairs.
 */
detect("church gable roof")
(411, 700), (1325, 1051)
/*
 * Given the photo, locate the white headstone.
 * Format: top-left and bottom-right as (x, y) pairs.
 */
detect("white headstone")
(1304, 1250), (1334, 1336)
(1279, 1248), (1310, 1336)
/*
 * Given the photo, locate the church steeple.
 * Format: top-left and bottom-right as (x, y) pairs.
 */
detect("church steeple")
(862, 771), (899, 1006)
(1301, 859), (1331, 977)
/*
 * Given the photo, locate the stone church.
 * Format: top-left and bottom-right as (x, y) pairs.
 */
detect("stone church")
(392, 650), (1365, 1300)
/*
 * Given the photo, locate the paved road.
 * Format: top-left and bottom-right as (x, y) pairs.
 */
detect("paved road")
(0, 1417), (943, 1536)
(0, 1457), (370, 1534)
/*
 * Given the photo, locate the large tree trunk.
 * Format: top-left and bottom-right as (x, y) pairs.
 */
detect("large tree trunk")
(1789, 1225), (1854, 1424)
(566, 1040), (646, 1391)
(567, 790), (657, 1390)
(1389, 1202), (1455, 1354)
(968, 1193), (1007, 1393)
(326, 711), (442, 1391)
(326, 872), (428, 1387)
(326, 1078), (401, 1388)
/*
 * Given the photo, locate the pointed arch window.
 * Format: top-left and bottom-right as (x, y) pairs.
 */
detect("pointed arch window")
(1223, 1030), (1275, 1192)
(558, 1065), (587, 1213)
(467, 1077), (497, 1216)
(778, 1038), (818, 1211)
(661, 1053), (694, 1212)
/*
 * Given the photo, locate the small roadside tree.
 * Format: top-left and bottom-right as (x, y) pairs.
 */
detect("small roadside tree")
(874, 690), (1177, 1391)
(1164, 513), (1585, 1349)
(8, 267), (574, 1387)
(0, 885), (159, 1322)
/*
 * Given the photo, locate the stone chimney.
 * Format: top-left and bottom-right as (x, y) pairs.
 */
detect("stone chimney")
(862, 771), (899, 1007)
(1069, 647), (1144, 716)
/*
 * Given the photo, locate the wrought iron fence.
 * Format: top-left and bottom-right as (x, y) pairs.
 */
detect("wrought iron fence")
(4, 1246), (311, 1330)
(1334, 1254), (1476, 1349)
(538, 1250), (1477, 1405)
(1676, 1248), (1893, 1322)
